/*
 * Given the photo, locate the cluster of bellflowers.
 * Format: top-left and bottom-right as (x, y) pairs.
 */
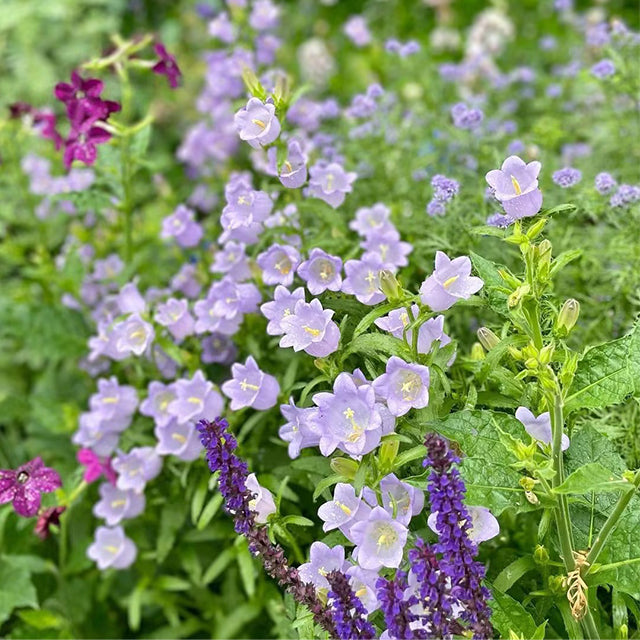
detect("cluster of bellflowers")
(198, 417), (497, 639)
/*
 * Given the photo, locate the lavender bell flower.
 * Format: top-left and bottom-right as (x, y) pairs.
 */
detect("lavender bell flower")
(361, 228), (412, 270)
(350, 203), (394, 238)
(221, 356), (280, 410)
(308, 162), (357, 209)
(372, 357), (430, 417)
(297, 248), (343, 295)
(342, 257), (386, 305)
(515, 406), (570, 451)
(168, 370), (224, 424)
(375, 306), (452, 354)
(260, 286), (306, 335)
(161, 205), (204, 248)
(350, 506), (408, 570)
(211, 241), (252, 281)
(278, 400), (321, 458)
(0, 457), (62, 518)
(93, 483), (145, 526)
(379, 473), (424, 525)
(420, 252), (483, 312)
(73, 412), (120, 457)
(428, 505), (500, 543)
(234, 97), (281, 149)
(155, 419), (203, 461)
(274, 139), (308, 188)
(245, 473), (277, 523)
(257, 243), (301, 286)
(202, 333), (238, 365)
(87, 525), (137, 570)
(113, 447), (162, 493)
(154, 298), (195, 342)
(117, 282), (146, 314)
(140, 381), (177, 428)
(298, 542), (349, 591)
(89, 377), (138, 425)
(114, 313), (155, 357)
(346, 566), (380, 614)
(318, 482), (371, 536)
(279, 298), (341, 357)
(485, 155), (543, 219)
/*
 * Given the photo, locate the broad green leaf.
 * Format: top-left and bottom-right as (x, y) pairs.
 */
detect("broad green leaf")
(202, 548), (236, 585)
(157, 499), (187, 563)
(565, 323), (640, 413)
(155, 576), (192, 591)
(342, 332), (412, 362)
(0, 558), (38, 624)
(197, 493), (224, 530)
(493, 556), (536, 593)
(17, 608), (64, 630)
(470, 252), (509, 317)
(490, 588), (540, 639)
(554, 463), (634, 495)
(236, 538), (257, 598)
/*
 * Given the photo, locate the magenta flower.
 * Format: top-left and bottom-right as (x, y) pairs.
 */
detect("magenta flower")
(0, 457), (62, 518)
(77, 448), (117, 485)
(221, 356), (280, 410)
(234, 98), (281, 149)
(62, 102), (113, 169)
(152, 43), (182, 89)
(54, 70), (104, 108)
(419, 251), (484, 312)
(485, 155), (543, 219)
(34, 506), (66, 540)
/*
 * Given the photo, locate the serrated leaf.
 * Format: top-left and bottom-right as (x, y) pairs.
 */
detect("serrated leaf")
(554, 463), (634, 495)
(490, 588), (541, 639)
(470, 252), (509, 317)
(342, 332), (411, 362)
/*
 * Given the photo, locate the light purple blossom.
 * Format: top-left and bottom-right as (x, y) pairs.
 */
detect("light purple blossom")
(234, 98), (281, 149)
(245, 473), (277, 523)
(361, 228), (412, 269)
(161, 205), (203, 248)
(140, 381), (177, 428)
(117, 283), (146, 314)
(419, 252), (484, 312)
(344, 15), (371, 47)
(591, 59), (616, 79)
(201, 333), (238, 365)
(87, 525), (137, 570)
(552, 167), (582, 188)
(168, 370), (224, 424)
(431, 174), (460, 202)
(113, 447), (162, 493)
(154, 298), (195, 342)
(260, 285), (306, 336)
(515, 406), (570, 451)
(594, 172), (617, 194)
(271, 139), (308, 188)
(485, 155), (543, 219)
(89, 377), (138, 424)
(257, 243), (301, 286)
(279, 298), (341, 357)
(350, 203), (393, 238)
(73, 412), (120, 457)
(350, 506), (408, 570)
(372, 357), (430, 417)
(297, 248), (343, 295)
(93, 483), (145, 526)
(211, 241), (252, 281)
(208, 12), (236, 43)
(342, 257), (386, 305)
(347, 566), (380, 613)
(221, 356), (280, 410)
(298, 542), (349, 591)
(379, 473), (424, 525)
(155, 420), (203, 461)
(278, 400), (321, 459)
(249, 0), (280, 30)
(427, 505), (499, 544)
(318, 483), (371, 536)
(308, 162), (357, 209)
(114, 314), (155, 357)
(451, 102), (484, 130)
(374, 306), (451, 354)
(172, 264), (202, 298)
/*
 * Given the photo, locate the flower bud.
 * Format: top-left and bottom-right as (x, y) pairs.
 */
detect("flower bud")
(508, 283), (530, 309)
(477, 327), (500, 351)
(330, 457), (359, 480)
(526, 217), (548, 240)
(508, 346), (523, 361)
(241, 67), (267, 100)
(556, 299), (580, 336)
(538, 344), (555, 365)
(379, 270), (403, 302)
(548, 575), (566, 595)
(534, 544), (550, 565)
(498, 269), (522, 289)
(537, 239), (552, 279)
(379, 438), (400, 472)
(470, 342), (485, 361)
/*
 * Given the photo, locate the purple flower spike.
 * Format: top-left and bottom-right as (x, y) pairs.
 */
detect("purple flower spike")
(308, 162), (357, 209)
(376, 571), (420, 639)
(350, 506), (408, 570)
(152, 43), (182, 89)
(373, 356), (430, 417)
(221, 356), (280, 411)
(279, 298), (340, 357)
(93, 482), (145, 526)
(419, 251), (483, 312)
(87, 525), (137, 570)
(0, 457), (62, 518)
(297, 248), (343, 295)
(234, 98), (281, 149)
(257, 243), (301, 286)
(485, 155), (543, 219)
(515, 406), (570, 451)
(327, 570), (376, 640)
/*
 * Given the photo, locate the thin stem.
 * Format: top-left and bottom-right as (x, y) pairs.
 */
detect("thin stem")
(582, 610), (600, 640)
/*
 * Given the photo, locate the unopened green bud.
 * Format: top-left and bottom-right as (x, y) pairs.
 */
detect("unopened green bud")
(548, 575), (566, 595)
(619, 624), (628, 640)
(498, 269), (522, 289)
(241, 67), (267, 100)
(537, 239), (552, 279)
(379, 438), (400, 472)
(525, 357), (539, 370)
(508, 631), (524, 640)
(470, 342), (485, 361)
(330, 457), (359, 480)
(508, 283), (530, 309)
(520, 477), (537, 492)
(508, 346), (523, 361)
(526, 217), (548, 240)
(477, 327), (500, 351)
(538, 344), (555, 365)
(272, 73), (291, 109)
(379, 270), (403, 302)
(534, 544), (550, 565)
(556, 299), (580, 336)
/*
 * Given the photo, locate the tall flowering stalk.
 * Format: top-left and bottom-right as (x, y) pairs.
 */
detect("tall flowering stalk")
(376, 571), (422, 640)
(196, 417), (337, 636)
(326, 570), (376, 640)
(424, 433), (493, 639)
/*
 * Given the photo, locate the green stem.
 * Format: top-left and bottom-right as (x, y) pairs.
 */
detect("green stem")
(524, 301), (544, 350)
(585, 469), (640, 571)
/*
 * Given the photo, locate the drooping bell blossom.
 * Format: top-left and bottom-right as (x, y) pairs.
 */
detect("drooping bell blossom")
(379, 473), (424, 525)
(318, 483), (371, 537)
(279, 299), (340, 357)
(552, 167), (582, 188)
(342, 257), (386, 305)
(261, 286), (306, 336)
(269, 139), (308, 188)
(114, 313), (155, 357)
(152, 43), (182, 88)
(168, 370), (224, 425)
(311, 373), (389, 457)
(89, 377), (138, 425)
(34, 506), (66, 540)
(298, 542), (350, 591)
(428, 505), (499, 545)
(485, 155), (543, 219)
(515, 406), (570, 451)
(361, 228), (412, 270)
(372, 357), (430, 417)
(419, 251), (483, 312)
(210, 241), (252, 281)
(423, 433), (493, 639)
(155, 419), (203, 461)
(278, 400), (322, 458)
(326, 570), (376, 640)
(256, 243), (301, 286)
(234, 98), (281, 149)
(308, 162), (357, 209)
(221, 356), (280, 410)
(343, 15), (372, 47)
(154, 298), (195, 341)
(297, 248), (343, 295)
(87, 525), (137, 570)
(245, 473), (277, 523)
(72, 413), (120, 457)
(202, 333), (238, 365)
(77, 448), (117, 484)
(93, 483), (145, 526)
(140, 381), (177, 428)
(350, 506), (408, 571)
(161, 205), (203, 248)
(117, 282), (146, 315)
(349, 203), (394, 238)
(256, 33), (281, 66)
(346, 566), (380, 614)
(0, 458), (62, 518)
(113, 447), (162, 493)
(208, 11), (236, 43)
(249, 0), (280, 30)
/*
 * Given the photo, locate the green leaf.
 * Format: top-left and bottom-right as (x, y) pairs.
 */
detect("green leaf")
(493, 556), (536, 593)
(565, 322), (640, 413)
(197, 493), (224, 530)
(0, 557), (38, 625)
(157, 499), (187, 563)
(280, 515), (314, 527)
(342, 332), (411, 362)
(394, 444), (427, 469)
(470, 253), (509, 317)
(490, 588), (540, 638)
(155, 576), (192, 591)
(202, 548), (235, 585)
(17, 608), (65, 630)
(313, 474), (344, 501)
(554, 463), (634, 495)
(235, 539), (256, 598)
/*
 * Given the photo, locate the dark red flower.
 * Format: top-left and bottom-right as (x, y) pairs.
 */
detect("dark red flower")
(152, 43), (182, 89)
(34, 506), (66, 540)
